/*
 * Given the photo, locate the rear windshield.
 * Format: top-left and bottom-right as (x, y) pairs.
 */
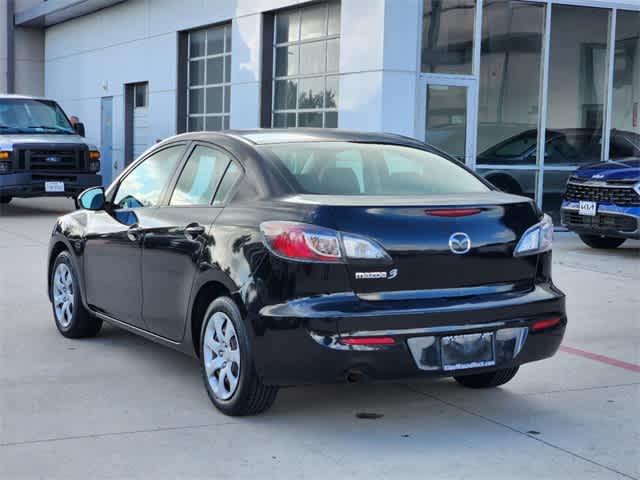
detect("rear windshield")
(260, 142), (490, 195)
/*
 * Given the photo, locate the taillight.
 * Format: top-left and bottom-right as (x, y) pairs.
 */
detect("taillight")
(531, 317), (562, 331)
(260, 221), (390, 263)
(260, 221), (341, 262)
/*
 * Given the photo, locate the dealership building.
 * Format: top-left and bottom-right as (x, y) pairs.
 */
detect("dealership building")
(1, 0), (639, 218)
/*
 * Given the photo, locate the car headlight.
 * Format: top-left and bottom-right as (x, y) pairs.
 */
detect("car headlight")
(88, 150), (101, 172)
(634, 182), (640, 197)
(0, 151), (11, 173)
(514, 214), (553, 257)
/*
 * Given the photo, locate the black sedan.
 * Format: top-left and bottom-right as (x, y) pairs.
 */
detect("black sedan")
(47, 129), (566, 416)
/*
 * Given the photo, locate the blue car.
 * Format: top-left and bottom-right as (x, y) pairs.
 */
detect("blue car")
(561, 158), (640, 248)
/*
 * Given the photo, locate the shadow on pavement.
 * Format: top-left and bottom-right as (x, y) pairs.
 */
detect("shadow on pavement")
(0, 198), (75, 217)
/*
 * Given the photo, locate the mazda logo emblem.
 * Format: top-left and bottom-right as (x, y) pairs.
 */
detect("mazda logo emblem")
(449, 232), (471, 255)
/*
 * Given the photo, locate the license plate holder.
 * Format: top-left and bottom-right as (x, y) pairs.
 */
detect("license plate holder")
(45, 181), (65, 193)
(578, 200), (597, 216)
(441, 332), (495, 371)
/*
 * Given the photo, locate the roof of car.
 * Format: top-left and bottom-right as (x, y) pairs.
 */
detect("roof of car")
(0, 94), (52, 101)
(171, 128), (427, 147)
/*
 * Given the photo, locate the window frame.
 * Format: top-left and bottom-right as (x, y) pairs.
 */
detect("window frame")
(107, 142), (189, 210)
(271, 1), (340, 128)
(186, 23), (232, 132)
(162, 141), (246, 208)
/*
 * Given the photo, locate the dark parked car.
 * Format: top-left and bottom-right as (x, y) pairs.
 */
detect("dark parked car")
(561, 158), (640, 248)
(477, 128), (640, 196)
(47, 129), (566, 416)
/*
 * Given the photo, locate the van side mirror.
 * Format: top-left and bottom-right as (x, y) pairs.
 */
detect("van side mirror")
(73, 122), (86, 137)
(76, 186), (105, 210)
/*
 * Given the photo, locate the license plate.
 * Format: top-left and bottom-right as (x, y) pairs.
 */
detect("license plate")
(45, 181), (65, 193)
(441, 333), (495, 371)
(578, 200), (597, 216)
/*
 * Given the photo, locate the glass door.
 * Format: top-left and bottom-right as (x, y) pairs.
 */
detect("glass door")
(418, 76), (477, 166)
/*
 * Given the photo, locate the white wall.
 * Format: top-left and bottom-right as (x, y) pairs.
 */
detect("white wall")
(44, 0), (315, 180)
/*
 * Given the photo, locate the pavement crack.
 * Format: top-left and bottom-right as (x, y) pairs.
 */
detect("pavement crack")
(400, 383), (639, 480)
(0, 421), (237, 448)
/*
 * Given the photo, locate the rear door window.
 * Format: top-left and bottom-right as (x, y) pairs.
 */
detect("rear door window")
(213, 161), (243, 205)
(170, 146), (230, 206)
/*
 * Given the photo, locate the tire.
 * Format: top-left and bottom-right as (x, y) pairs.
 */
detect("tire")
(200, 296), (278, 416)
(454, 366), (519, 389)
(579, 234), (626, 249)
(50, 251), (102, 338)
(0, 196), (12, 204)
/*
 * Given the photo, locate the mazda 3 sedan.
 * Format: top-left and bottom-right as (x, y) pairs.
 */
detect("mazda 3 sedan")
(47, 129), (566, 416)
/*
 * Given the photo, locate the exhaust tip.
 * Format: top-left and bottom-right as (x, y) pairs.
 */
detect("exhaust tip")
(345, 368), (370, 383)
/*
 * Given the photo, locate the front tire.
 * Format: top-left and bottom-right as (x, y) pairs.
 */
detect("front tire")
(200, 297), (278, 416)
(50, 251), (102, 338)
(454, 366), (519, 388)
(579, 234), (626, 249)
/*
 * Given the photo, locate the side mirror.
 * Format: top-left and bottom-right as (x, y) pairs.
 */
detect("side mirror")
(73, 122), (86, 137)
(76, 186), (105, 211)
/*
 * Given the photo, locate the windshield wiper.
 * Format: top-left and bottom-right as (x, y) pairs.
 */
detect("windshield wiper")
(0, 125), (23, 132)
(26, 125), (75, 134)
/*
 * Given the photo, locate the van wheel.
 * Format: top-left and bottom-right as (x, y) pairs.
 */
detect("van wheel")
(200, 297), (278, 416)
(454, 367), (519, 388)
(0, 196), (12, 204)
(50, 251), (102, 338)
(579, 234), (626, 249)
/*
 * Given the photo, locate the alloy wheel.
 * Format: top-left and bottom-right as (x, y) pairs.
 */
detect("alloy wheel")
(203, 311), (241, 400)
(53, 263), (74, 328)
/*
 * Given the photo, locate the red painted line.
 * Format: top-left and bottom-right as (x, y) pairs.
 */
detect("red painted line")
(560, 345), (640, 373)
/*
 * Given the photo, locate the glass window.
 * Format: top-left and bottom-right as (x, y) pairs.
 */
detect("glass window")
(114, 146), (184, 209)
(213, 161), (243, 205)
(543, 5), (610, 218)
(261, 142), (489, 195)
(275, 45), (299, 77)
(190, 30), (206, 57)
(134, 83), (148, 108)
(298, 77), (324, 109)
(300, 4), (327, 40)
(476, 167), (537, 199)
(187, 24), (231, 132)
(170, 146), (230, 206)
(476, 0), (545, 166)
(276, 11), (300, 44)
(273, 2), (340, 128)
(546, 5), (609, 163)
(610, 10), (640, 158)
(421, 0), (475, 74)
(425, 84), (467, 160)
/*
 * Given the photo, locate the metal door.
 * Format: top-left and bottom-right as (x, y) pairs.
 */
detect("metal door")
(100, 97), (113, 186)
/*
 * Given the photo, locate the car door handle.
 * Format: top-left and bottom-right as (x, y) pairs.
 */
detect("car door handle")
(127, 225), (142, 242)
(184, 224), (206, 240)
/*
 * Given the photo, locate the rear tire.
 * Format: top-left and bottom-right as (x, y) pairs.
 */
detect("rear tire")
(454, 366), (519, 388)
(200, 296), (278, 416)
(50, 251), (102, 338)
(0, 196), (12, 204)
(579, 234), (626, 249)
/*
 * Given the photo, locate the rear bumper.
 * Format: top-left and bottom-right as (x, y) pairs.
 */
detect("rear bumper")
(0, 172), (102, 198)
(251, 283), (566, 385)
(561, 201), (640, 239)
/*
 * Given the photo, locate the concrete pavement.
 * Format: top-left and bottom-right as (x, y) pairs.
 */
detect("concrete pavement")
(0, 197), (638, 479)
